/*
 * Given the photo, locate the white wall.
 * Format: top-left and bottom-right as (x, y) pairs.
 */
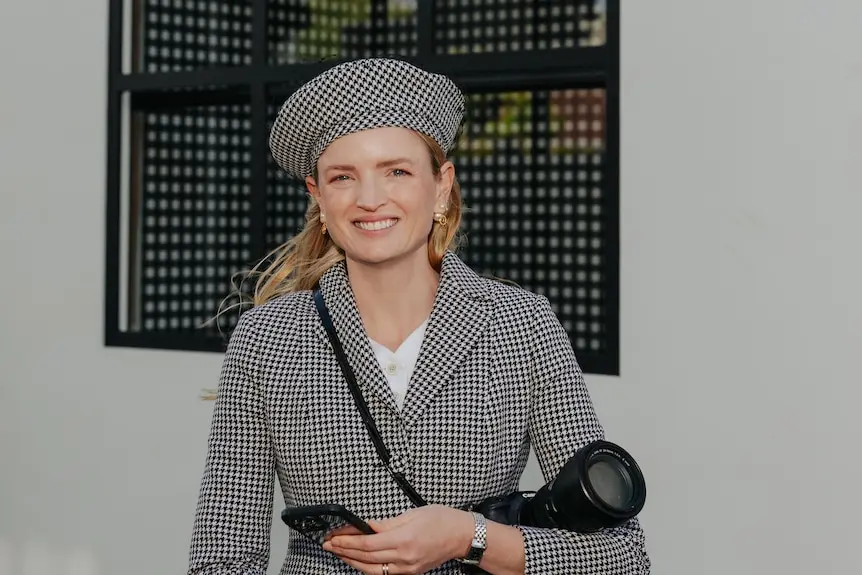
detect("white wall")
(2, 1), (860, 574)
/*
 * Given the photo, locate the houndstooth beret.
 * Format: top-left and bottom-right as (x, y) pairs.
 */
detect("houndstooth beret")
(269, 58), (466, 180)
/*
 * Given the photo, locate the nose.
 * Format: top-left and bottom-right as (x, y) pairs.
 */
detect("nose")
(355, 174), (388, 210)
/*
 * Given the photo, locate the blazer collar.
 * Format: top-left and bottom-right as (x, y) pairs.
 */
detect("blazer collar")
(315, 251), (492, 425)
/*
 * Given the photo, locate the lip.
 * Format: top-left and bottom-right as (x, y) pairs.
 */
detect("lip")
(352, 216), (400, 223)
(353, 218), (399, 233)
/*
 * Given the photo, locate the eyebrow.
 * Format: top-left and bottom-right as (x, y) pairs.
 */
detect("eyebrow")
(322, 158), (415, 173)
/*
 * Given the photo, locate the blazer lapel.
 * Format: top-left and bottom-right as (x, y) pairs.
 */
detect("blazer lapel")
(401, 252), (492, 429)
(316, 261), (400, 414)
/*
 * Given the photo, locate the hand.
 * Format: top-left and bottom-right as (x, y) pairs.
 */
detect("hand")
(322, 504), (474, 575)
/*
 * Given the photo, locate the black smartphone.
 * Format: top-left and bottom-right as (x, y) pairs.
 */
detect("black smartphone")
(281, 503), (375, 546)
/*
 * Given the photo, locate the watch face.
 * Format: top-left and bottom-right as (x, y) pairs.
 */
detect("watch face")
(464, 545), (484, 564)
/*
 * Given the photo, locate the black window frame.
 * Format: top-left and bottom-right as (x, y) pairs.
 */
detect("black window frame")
(105, 0), (621, 375)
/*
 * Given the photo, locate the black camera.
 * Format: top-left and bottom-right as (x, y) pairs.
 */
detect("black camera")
(474, 440), (646, 533)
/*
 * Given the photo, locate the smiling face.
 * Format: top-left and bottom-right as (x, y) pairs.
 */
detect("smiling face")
(306, 127), (454, 269)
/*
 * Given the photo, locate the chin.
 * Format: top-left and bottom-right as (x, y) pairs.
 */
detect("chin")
(346, 243), (426, 268)
(349, 251), (405, 267)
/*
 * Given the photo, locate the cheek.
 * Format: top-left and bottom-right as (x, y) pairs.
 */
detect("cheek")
(319, 190), (350, 217)
(394, 181), (438, 216)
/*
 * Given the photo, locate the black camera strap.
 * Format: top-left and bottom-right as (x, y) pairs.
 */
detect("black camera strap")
(313, 289), (428, 508)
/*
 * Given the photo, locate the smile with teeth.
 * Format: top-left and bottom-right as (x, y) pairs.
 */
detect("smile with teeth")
(354, 218), (398, 231)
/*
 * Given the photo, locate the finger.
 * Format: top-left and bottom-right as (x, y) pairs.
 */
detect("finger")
(326, 542), (401, 566)
(323, 542), (403, 567)
(337, 556), (396, 575)
(325, 524), (365, 540)
(329, 531), (403, 553)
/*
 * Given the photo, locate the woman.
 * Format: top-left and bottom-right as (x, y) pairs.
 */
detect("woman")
(188, 58), (650, 575)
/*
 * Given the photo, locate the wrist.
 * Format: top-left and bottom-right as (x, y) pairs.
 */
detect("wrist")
(455, 510), (487, 566)
(453, 509), (476, 559)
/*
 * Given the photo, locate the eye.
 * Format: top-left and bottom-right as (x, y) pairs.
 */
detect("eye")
(329, 174), (351, 183)
(391, 168), (410, 177)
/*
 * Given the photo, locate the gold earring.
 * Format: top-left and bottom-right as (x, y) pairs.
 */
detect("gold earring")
(433, 212), (448, 226)
(320, 216), (327, 235)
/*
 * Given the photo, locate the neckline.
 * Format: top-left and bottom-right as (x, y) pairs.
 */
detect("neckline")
(368, 318), (429, 356)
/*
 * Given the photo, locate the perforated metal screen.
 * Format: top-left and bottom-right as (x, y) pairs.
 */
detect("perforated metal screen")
(456, 89), (609, 352)
(267, 0), (418, 64)
(136, 0), (603, 70)
(133, 102), (254, 332)
(111, 0), (619, 372)
(136, 1), (254, 72)
(433, 0), (605, 53)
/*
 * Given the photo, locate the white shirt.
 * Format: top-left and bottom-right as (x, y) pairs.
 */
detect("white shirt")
(368, 320), (428, 409)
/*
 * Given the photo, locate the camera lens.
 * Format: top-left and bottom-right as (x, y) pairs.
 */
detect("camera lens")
(587, 455), (634, 511)
(298, 517), (327, 532)
(537, 440), (646, 532)
(475, 439), (646, 533)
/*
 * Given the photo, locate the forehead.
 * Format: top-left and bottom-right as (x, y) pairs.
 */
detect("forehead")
(318, 127), (428, 164)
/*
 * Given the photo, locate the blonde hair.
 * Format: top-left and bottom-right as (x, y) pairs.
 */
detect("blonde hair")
(234, 132), (464, 311)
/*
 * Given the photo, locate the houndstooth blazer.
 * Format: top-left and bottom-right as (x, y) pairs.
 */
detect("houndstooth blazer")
(188, 251), (650, 575)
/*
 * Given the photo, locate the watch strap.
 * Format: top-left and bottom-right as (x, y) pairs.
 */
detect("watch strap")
(460, 512), (487, 566)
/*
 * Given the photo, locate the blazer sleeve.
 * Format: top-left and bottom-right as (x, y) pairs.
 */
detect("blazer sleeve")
(518, 295), (651, 575)
(188, 311), (275, 575)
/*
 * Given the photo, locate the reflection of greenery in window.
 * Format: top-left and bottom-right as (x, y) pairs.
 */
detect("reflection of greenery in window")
(275, 0), (416, 63)
(460, 91), (605, 157)
(388, 0), (415, 21)
(437, 1), (606, 55)
(277, 2), (606, 156)
(583, 1), (607, 47)
(292, 0), (371, 61)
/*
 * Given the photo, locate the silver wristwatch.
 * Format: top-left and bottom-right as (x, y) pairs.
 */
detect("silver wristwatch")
(459, 512), (487, 566)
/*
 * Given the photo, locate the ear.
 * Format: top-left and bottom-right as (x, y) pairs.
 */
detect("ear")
(436, 160), (455, 207)
(306, 175), (321, 204)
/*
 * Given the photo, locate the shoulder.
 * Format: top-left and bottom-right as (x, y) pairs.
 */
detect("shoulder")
(481, 274), (545, 312)
(483, 276), (560, 335)
(443, 251), (556, 326)
(226, 290), (315, 349)
(246, 289), (314, 324)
